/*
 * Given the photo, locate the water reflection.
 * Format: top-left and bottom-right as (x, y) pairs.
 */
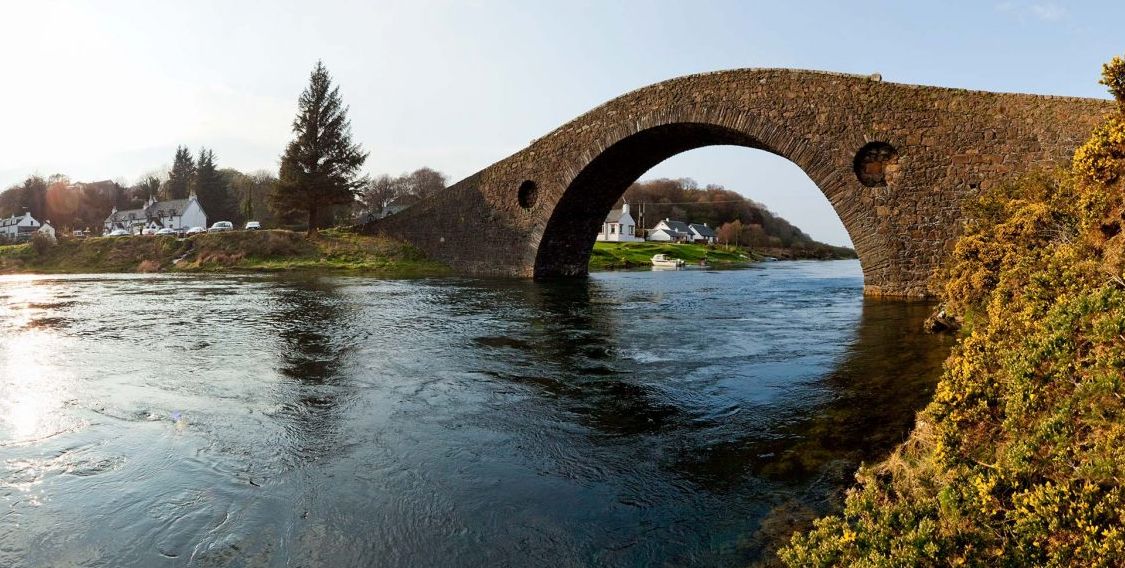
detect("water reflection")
(267, 278), (360, 470)
(0, 264), (951, 567)
(474, 279), (684, 437)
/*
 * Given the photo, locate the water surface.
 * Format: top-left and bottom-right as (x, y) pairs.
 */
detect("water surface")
(0, 261), (951, 566)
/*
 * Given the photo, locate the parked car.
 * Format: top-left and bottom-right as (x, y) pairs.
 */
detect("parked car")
(141, 227), (158, 235)
(185, 226), (206, 235)
(71, 229), (89, 239)
(244, 221), (261, 230)
(208, 221), (234, 232)
(156, 228), (177, 236)
(107, 229), (130, 237)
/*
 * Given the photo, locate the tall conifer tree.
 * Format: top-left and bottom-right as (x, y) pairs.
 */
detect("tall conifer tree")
(273, 61), (367, 234)
(191, 148), (236, 222)
(165, 146), (196, 200)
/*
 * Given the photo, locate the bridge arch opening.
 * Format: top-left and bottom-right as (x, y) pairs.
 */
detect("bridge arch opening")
(532, 121), (862, 278)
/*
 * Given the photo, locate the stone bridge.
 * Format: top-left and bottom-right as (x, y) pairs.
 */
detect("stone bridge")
(368, 69), (1113, 297)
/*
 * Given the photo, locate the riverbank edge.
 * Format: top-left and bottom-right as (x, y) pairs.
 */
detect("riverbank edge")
(0, 232), (858, 277)
(589, 241), (857, 271)
(0, 229), (453, 278)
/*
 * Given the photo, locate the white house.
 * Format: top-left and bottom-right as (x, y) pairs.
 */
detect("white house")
(647, 219), (693, 242)
(0, 212), (42, 242)
(688, 223), (717, 244)
(38, 221), (56, 241)
(596, 203), (643, 242)
(104, 193), (207, 234)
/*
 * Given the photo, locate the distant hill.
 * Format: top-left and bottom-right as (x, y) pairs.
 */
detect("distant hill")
(619, 178), (855, 257)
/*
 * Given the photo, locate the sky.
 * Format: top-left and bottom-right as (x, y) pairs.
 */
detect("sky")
(1, 0), (1122, 246)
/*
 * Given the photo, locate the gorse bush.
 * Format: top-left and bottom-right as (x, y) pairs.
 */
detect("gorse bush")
(1101, 56), (1125, 111)
(780, 55), (1125, 567)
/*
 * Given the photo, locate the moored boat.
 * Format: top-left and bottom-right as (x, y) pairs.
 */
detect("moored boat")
(651, 253), (685, 268)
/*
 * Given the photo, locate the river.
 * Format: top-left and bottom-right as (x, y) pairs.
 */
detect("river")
(0, 260), (951, 567)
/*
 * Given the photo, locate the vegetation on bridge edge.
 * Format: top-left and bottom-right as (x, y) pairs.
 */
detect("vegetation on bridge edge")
(0, 229), (451, 278)
(779, 55), (1125, 567)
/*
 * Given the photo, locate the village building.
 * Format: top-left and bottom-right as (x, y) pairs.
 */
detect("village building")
(104, 193), (207, 234)
(688, 223), (717, 244)
(647, 218), (693, 242)
(0, 212), (42, 242)
(596, 203), (643, 242)
(646, 218), (719, 243)
(37, 222), (56, 241)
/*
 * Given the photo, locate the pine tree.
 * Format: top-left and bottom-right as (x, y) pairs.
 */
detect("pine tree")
(273, 61), (368, 234)
(191, 148), (236, 223)
(165, 146), (196, 200)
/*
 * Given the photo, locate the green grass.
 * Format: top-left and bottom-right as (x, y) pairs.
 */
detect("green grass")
(0, 229), (451, 277)
(589, 242), (753, 270)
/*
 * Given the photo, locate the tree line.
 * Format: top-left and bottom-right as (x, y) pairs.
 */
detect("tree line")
(0, 61), (447, 235)
(1, 61), (841, 249)
(620, 178), (853, 252)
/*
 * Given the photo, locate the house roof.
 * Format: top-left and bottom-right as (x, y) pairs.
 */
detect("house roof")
(106, 196), (201, 224)
(107, 208), (146, 223)
(604, 208), (625, 223)
(1, 214), (29, 227)
(689, 223), (716, 238)
(147, 198), (190, 215)
(659, 219), (692, 234)
(652, 227), (691, 238)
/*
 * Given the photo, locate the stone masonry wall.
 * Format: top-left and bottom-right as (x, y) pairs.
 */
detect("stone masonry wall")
(370, 69), (1114, 297)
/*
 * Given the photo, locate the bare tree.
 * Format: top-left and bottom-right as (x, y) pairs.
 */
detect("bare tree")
(361, 174), (409, 212)
(405, 167), (447, 198)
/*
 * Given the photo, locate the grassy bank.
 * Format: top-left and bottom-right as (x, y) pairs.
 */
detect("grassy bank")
(589, 241), (856, 271)
(589, 241), (753, 270)
(0, 229), (451, 277)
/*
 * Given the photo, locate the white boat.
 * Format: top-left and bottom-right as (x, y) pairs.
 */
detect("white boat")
(651, 253), (685, 268)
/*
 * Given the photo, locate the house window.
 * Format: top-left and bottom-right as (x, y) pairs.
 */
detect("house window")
(610, 225), (616, 234)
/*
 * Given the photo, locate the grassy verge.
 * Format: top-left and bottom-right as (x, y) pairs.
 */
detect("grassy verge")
(589, 242), (753, 270)
(589, 241), (856, 271)
(0, 228), (451, 277)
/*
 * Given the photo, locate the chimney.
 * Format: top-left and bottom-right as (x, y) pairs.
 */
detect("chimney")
(622, 202), (629, 215)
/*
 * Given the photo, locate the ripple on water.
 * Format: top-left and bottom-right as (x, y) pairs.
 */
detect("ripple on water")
(0, 264), (953, 567)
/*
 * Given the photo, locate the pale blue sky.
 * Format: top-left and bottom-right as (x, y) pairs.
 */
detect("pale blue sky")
(2, 0), (1121, 245)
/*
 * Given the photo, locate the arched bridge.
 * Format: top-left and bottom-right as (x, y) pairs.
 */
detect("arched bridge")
(369, 69), (1113, 297)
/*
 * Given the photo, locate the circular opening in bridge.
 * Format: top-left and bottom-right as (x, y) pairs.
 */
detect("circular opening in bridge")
(853, 141), (899, 187)
(517, 180), (538, 209)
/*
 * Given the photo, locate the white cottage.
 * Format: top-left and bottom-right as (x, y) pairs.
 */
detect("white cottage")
(104, 193), (207, 234)
(647, 219), (693, 242)
(688, 223), (717, 244)
(0, 212), (42, 242)
(38, 221), (56, 241)
(596, 203), (643, 242)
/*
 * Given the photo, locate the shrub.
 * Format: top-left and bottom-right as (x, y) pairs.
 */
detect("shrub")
(781, 55), (1125, 567)
(30, 232), (55, 256)
(1102, 55), (1125, 109)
